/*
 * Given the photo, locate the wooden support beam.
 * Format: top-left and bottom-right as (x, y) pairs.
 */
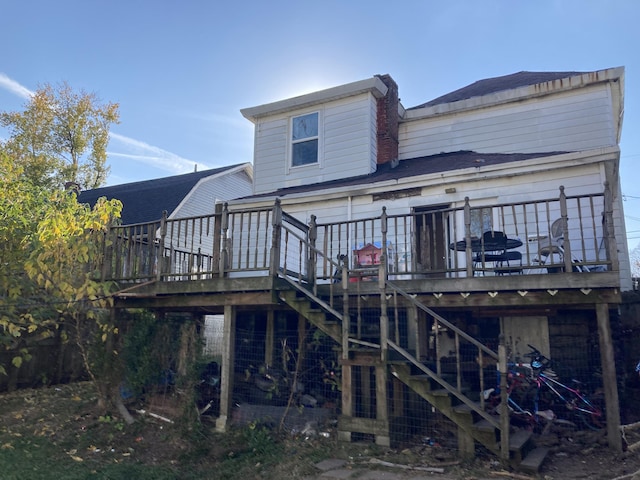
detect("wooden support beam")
(375, 364), (390, 447)
(596, 303), (622, 452)
(216, 305), (236, 433)
(265, 310), (274, 366)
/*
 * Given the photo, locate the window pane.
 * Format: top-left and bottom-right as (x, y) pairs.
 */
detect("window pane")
(292, 113), (318, 140)
(292, 139), (318, 166)
(470, 208), (492, 237)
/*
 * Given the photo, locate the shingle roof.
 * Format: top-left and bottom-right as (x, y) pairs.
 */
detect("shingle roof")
(410, 71), (586, 109)
(77, 164), (243, 224)
(242, 150), (564, 200)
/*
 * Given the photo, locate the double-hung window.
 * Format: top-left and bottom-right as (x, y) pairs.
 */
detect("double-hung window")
(291, 112), (319, 167)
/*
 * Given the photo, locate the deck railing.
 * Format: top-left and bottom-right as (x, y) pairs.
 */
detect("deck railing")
(103, 184), (616, 284)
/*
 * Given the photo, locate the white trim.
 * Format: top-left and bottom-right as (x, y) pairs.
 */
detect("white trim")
(227, 147), (619, 209)
(167, 163), (253, 220)
(241, 76), (388, 122)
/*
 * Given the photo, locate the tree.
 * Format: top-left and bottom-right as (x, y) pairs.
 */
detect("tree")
(0, 82), (119, 191)
(0, 151), (122, 401)
(0, 152), (54, 377)
(22, 183), (126, 417)
(630, 242), (640, 278)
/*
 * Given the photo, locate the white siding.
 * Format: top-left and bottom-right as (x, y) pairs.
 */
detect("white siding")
(174, 169), (253, 219)
(252, 94), (378, 195)
(399, 84), (616, 159)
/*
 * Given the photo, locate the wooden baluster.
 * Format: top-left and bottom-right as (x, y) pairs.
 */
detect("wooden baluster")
(559, 186), (573, 273)
(464, 197), (473, 277)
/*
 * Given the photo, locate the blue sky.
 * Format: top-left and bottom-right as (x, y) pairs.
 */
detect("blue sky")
(1, 0), (640, 248)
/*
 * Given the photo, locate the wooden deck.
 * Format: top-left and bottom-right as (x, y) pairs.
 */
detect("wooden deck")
(102, 184), (624, 459)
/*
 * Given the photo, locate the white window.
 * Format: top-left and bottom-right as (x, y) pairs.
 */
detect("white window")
(291, 112), (319, 167)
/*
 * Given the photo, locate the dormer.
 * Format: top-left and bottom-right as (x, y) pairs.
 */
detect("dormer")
(242, 75), (399, 195)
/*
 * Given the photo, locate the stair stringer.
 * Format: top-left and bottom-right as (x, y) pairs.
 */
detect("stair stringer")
(390, 360), (501, 456)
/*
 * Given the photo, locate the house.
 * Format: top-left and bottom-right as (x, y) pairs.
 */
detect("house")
(77, 163), (253, 225)
(102, 67), (629, 469)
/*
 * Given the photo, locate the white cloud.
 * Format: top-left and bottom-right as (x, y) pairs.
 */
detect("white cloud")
(108, 132), (208, 173)
(0, 74), (209, 177)
(0, 73), (33, 99)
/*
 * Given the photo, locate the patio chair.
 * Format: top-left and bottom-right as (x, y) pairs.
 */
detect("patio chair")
(473, 231), (508, 272)
(537, 218), (594, 272)
(495, 250), (523, 275)
(536, 219), (564, 271)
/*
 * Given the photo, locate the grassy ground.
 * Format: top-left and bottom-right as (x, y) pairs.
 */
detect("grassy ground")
(2, 382), (640, 480)
(0, 382), (398, 479)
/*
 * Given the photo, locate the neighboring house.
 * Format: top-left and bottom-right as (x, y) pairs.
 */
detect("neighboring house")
(104, 68), (629, 469)
(77, 163), (253, 224)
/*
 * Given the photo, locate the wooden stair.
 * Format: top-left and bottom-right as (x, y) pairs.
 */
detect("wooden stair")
(276, 277), (548, 472)
(392, 360), (548, 471)
(278, 289), (342, 343)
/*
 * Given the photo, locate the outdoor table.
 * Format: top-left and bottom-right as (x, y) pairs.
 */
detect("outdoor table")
(449, 237), (523, 252)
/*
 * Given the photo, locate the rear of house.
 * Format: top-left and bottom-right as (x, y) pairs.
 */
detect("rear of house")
(106, 67), (630, 468)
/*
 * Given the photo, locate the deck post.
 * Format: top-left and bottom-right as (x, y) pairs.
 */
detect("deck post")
(464, 198), (473, 277)
(379, 207), (388, 363)
(270, 198), (282, 277)
(212, 203), (223, 277)
(603, 181), (619, 272)
(155, 210), (167, 281)
(596, 303), (622, 451)
(216, 304), (236, 433)
(219, 203), (229, 277)
(498, 333), (510, 463)
(342, 255), (349, 360)
(308, 215), (317, 287)
(559, 186), (573, 273)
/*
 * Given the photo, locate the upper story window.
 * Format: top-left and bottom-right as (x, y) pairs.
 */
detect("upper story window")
(291, 112), (319, 167)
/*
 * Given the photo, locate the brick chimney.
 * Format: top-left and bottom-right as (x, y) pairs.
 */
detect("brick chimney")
(375, 74), (399, 165)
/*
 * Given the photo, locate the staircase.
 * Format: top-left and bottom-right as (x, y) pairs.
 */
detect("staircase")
(276, 274), (548, 472)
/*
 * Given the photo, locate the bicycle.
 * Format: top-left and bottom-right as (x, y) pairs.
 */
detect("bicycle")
(485, 345), (605, 431)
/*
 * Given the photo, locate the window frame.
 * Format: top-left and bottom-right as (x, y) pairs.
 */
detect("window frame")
(289, 111), (320, 169)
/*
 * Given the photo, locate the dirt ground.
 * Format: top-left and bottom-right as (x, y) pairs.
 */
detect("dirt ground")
(0, 382), (639, 480)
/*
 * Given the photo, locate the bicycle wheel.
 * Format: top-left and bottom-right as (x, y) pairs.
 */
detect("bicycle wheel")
(573, 394), (605, 430)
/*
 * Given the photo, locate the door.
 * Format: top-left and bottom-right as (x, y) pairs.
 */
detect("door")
(413, 205), (449, 275)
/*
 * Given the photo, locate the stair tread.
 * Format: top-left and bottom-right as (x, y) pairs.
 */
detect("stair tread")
(473, 418), (497, 432)
(453, 401), (481, 413)
(509, 429), (532, 451)
(519, 447), (549, 473)
(429, 388), (450, 397)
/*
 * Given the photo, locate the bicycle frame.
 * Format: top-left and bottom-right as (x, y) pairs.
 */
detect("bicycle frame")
(486, 346), (604, 430)
(533, 370), (603, 422)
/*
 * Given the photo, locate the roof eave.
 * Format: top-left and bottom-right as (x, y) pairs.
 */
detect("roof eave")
(241, 76), (389, 122)
(403, 67), (625, 122)
(228, 148), (619, 208)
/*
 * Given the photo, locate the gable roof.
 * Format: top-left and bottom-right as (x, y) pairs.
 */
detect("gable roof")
(410, 71), (586, 110)
(78, 164), (249, 224)
(240, 150), (564, 200)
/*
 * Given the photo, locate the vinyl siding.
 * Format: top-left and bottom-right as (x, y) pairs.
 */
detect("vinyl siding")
(173, 169), (253, 219)
(252, 94), (378, 195)
(399, 84), (615, 159)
